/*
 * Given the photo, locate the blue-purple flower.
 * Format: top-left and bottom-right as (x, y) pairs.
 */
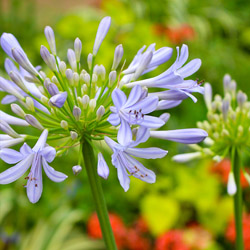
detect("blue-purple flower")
(105, 127), (168, 191)
(0, 130), (67, 203)
(108, 85), (164, 142)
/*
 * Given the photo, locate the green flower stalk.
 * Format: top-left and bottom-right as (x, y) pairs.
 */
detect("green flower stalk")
(174, 74), (250, 250)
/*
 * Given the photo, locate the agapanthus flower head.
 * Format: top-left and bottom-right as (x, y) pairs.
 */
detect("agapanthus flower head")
(0, 16), (206, 201)
(173, 75), (250, 195)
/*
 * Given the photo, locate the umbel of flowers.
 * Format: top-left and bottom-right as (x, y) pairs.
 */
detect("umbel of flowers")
(174, 75), (250, 250)
(0, 17), (207, 250)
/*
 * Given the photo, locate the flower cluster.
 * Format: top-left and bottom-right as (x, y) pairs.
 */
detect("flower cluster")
(173, 75), (250, 195)
(0, 16), (207, 203)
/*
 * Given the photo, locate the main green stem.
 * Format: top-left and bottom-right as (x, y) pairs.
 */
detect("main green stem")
(81, 139), (118, 250)
(232, 147), (244, 250)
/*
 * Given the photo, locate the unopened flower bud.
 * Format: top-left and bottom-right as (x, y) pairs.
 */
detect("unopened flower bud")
(44, 26), (56, 55)
(66, 69), (73, 85)
(12, 48), (39, 76)
(49, 92), (67, 108)
(11, 103), (26, 118)
(25, 114), (44, 130)
(89, 99), (96, 111)
(60, 120), (68, 130)
(227, 172), (237, 196)
(39, 71), (47, 79)
(223, 74), (231, 92)
(222, 99), (230, 120)
(59, 61), (67, 75)
(44, 78), (50, 90)
(41, 96), (49, 105)
(82, 95), (89, 109)
(92, 74), (98, 83)
(93, 16), (111, 56)
(237, 91), (247, 108)
(0, 120), (21, 138)
(159, 113), (170, 123)
(83, 73), (90, 85)
(109, 71), (117, 86)
(96, 105), (105, 121)
(73, 72), (79, 87)
(9, 71), (29, 92)
(99, 65), (106, 81)
(47, 83), (59, 96)
(67, 49), (77, 71)
(132, 51), (153, 81)
(70, 131), (78, 140)
(74, 38), (82, 62)
(38, 86), (45, 95)
(40, 45), (57, 71)
(204, 83), (212, 110)
(73, 106), (81, 121)
(97, 153), (109, 179)
(112, 44), (123, 70)
(26, 97), (35, 112)
(51, 75), (59, 85)
(72, 165), (82, 175)
(81, 84), (87, 94)
(87, 53), (93, 70)
(173, 152), (202, 163)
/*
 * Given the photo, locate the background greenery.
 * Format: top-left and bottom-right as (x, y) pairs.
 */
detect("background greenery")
(0, 0), (250, 249)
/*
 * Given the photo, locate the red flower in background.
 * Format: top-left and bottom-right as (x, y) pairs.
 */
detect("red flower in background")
(155, 230), (190, 250)
(87, 213), (127, 248)
(87, 213), (151, 250)
(226, 214), (250, 249)
(153, 24), (195, 44)
(210, 159), (249, 188)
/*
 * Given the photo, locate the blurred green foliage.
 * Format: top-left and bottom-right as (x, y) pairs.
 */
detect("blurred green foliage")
(1, 0), (250, 249)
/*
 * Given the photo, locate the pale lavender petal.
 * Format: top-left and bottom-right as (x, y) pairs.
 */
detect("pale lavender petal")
(129, 126), (150, 147)
(177, 59), (201, 78)
(1, 95), (17, 104)
(40, 146), (56, 163)
(148, 47), (173, 68)
(156, 100), (182, 110)
(150, 129), (208, 144)
(93, 16), (111, 55)
(27, 155), (43, 203)
(114, 156), (130, 192)
(117, 119), (132, 146)
(125, 147), (167, 159)
(0, 110), (29, 126)
(125, 85), (142, 107)
(0, 154), (33, 184)
(124, 154), (156, 183)
(152, 89), (188, 100)
(32, 129), (48, 152)
(104, 136), (118, 151)
(0, 137), (24, 149)
(139, 115), (164, 128)
(107, 113), (120, 126)
(112, 88), (127, 109)
(0, 148), (24, 164)
(20, 143), (32, 156)
(97, 152), (109, 179)
(127, 95), (159, 114)
(42, 158), (68, 182)
(176, 44), (189, 69)
(4, 58), (19, 74)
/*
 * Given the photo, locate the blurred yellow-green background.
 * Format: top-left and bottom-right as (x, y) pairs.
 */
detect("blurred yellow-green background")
(0, 0), (250, 249)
